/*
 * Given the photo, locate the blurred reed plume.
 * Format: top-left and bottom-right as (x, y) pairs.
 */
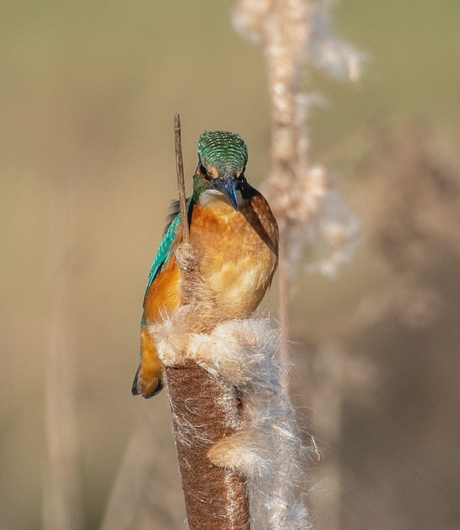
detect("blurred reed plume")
(313, 119), (460, 530)
(331, 119), (460, 333)
(233, 0), (362, 366)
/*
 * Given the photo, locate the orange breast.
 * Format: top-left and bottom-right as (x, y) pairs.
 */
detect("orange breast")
(189, 192), (279, 318)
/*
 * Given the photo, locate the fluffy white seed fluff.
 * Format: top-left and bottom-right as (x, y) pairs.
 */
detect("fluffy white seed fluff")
(151, 313), (312, 530)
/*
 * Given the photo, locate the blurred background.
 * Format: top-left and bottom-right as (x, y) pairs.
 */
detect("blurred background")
(1, 0), (460, 529)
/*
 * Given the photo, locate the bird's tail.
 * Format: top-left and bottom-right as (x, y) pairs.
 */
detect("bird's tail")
(131, 361), (163, 398)
(132, 327), (164, 398)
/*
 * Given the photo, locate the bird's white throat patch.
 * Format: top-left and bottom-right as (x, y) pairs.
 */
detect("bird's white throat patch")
(199, 189), (243, 208)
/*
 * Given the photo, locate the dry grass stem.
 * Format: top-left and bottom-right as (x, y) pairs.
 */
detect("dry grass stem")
(44, 184), (82, 530)
(174, 113), (190, 243)
(99, 426), (161, 530)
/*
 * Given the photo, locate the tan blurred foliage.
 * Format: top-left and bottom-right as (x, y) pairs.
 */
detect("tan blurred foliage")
(1, 1), (460, 530)
(295, 120), (460, 530)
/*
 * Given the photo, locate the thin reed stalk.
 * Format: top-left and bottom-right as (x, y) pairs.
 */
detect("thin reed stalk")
(44, 181), (82, 530)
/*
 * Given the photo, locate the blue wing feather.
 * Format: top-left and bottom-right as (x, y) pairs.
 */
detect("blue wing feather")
(143, 197), (193, 304)
(137, 197), (193, 364)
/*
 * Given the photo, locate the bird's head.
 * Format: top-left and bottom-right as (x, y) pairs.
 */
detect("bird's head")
(194, 131), (248, 211)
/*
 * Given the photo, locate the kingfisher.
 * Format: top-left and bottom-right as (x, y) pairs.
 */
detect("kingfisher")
(132, 131), (279, 398)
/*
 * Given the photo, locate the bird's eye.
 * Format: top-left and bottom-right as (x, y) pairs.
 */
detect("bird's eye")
(236, 173), (247, 191)
(199, 164), (209, 179)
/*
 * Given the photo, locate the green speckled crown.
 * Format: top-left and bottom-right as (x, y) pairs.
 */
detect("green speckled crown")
(198, 131), (248, 174)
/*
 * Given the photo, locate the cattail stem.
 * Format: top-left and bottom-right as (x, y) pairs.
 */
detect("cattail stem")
(165, 361), (250, 530)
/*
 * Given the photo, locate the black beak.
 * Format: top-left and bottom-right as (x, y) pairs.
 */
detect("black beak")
(211, 173), (239, 211)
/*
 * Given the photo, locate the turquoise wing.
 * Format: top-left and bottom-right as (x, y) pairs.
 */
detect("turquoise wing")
(143, 197), (193, 304)
(139, 197), (193, 356)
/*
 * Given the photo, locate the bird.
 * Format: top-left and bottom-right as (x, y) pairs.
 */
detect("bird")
(132, 131), (279, 398)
